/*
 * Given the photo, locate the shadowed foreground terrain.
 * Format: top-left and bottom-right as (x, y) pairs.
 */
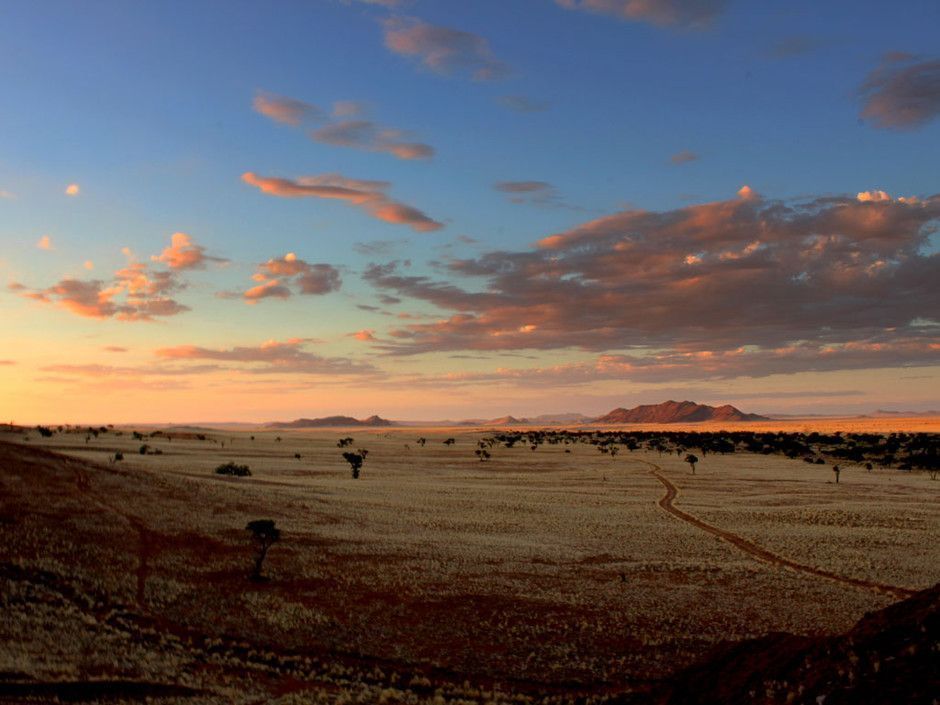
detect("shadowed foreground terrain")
(1, 429), (937, 703)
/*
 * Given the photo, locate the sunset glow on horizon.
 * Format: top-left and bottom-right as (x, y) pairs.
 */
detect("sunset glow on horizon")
(1, 0), (939, 424)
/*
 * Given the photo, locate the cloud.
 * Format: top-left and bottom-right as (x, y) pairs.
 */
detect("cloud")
(383, 18), (509, 80)
(36, 235), (54, 250)
(352, 329), (376, 341)
(670, 150), (699, 165)
(253, 91), (323, 126)
(155, 338), (379, 376)
(859, 55), (940, 129)
(312, 120), (434, 160)
(152, 232), (227, 270)
(242, 172), (443, 232)
(242, 252), (342, 303)
(362, 187), (940, 381)
(83, 260), (94, 270)
(65, 183), (80, 196)
(555, 0), (728, 29)
(12, 234), (223, 321)
(103, 346), (128, 353)
(497, 95), (550, 113)
(494, 180), (560, 207)
(766, 36), (823, 59)
(254, 91), (435, 161)
(0, 360), (15, 365)
(403, 340), (940, 388)
(0, 189), (14, 199)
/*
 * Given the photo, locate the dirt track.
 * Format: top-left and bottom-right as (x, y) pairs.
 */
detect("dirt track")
(641, 459), (915, 600)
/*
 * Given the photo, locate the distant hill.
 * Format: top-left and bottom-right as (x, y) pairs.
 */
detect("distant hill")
(482, 415), (528, 426)
(594, 400), (768, 424)
(266, 415), (394, 429)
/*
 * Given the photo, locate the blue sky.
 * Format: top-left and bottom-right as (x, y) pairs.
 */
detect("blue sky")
(1, 0), (938, 422)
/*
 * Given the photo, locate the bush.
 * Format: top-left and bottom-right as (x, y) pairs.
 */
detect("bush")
(114, 452), (124, 461)
(216, 462), (251, 477)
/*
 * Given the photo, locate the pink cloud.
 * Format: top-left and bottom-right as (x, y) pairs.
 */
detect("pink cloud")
(36, 235), (54, 250)
(253, 91), (323, 126)
(383, 18), (509, 80)
(312, 120), (434, 160)
(241, 172), (443, 232)
(555, 0), (728, 29)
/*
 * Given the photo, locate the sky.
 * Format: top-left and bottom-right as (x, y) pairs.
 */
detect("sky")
(1, 0), (939, 424)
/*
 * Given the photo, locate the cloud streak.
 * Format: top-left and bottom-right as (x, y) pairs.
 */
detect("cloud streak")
(383, 18), (509, 80)
(242, 172), (443, 232)
(555, 0), (729, 29)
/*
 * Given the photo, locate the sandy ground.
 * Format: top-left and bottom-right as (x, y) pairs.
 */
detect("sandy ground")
(1, 425), (937, 703)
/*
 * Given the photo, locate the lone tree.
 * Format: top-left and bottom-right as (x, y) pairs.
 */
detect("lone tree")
(342, 451), (365, 479)
(685, 453), (699, 474)
(246, 519), (280, 581)
(833, 464), (841, 483)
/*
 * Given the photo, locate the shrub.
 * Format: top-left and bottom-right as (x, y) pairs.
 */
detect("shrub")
(215, 462), (251, 477)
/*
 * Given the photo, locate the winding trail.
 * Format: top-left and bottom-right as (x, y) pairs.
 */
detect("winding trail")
(641, 459), (915, 600)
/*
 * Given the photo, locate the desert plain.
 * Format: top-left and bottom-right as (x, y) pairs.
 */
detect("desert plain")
(1, 420), (937, 704)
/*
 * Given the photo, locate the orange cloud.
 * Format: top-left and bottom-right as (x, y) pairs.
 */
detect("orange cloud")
(152, 232), (226, 270)
(241, 172), (443, 232)
(352, 329), (376, 341)
(36, 235), (54, 250)
(65, 183), (80, 196)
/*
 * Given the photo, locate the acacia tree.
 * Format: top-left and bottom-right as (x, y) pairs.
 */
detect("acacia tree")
(246, 519), (280, 581)
(685, 453), (699, 474)
(833, 465), (840, 483)
(343, 451), (365, 478)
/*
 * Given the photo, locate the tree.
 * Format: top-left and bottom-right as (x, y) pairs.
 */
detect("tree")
(246, 520), (280, 581)
(342, 451), (365, 479)
(833, 464), (840, 483)
(685, 453), (698, 474)
(443, 438), (456, 446)
(416, 437), (426, 447)
(337, 437), (354, 448)
(475, 449), (491, 462)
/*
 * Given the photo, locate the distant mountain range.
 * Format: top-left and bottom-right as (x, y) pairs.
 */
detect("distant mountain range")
(263, 402), (766, 429)
(266, 415), (394, 429)
(594, 400), (768, 424)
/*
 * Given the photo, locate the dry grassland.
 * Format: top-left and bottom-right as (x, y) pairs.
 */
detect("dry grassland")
(1, 425), (937, 703)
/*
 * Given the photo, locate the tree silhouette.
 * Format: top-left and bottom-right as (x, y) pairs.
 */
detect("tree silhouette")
(246, 519), (280, 581)
(342, 451), (365, 479)
(685, 453), (698, 474)
(443, 438), (455, 446)
(416, 437), (426, 447)
(833, 464), (840, 483)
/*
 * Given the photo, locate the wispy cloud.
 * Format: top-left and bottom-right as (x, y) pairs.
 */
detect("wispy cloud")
(312, 119), (434, 160)
(859, 54), (940, 129)
(253, 92), (323, 126)
(65, 183), (80, 196)
(155, 338), (379, 376)
(555, 0), (729, 29)
(36, 235), (54, 250)
(254, 91), (434, 160)
(383, 18), (509, 80)
(497, 95), (550, 113)
(242, 172), (443, 232)
(152, 232), (227, 270)
(670, 150), (699, 165)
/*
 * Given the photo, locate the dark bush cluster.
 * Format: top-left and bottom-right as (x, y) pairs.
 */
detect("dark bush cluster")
(215, 462), (251, 477)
